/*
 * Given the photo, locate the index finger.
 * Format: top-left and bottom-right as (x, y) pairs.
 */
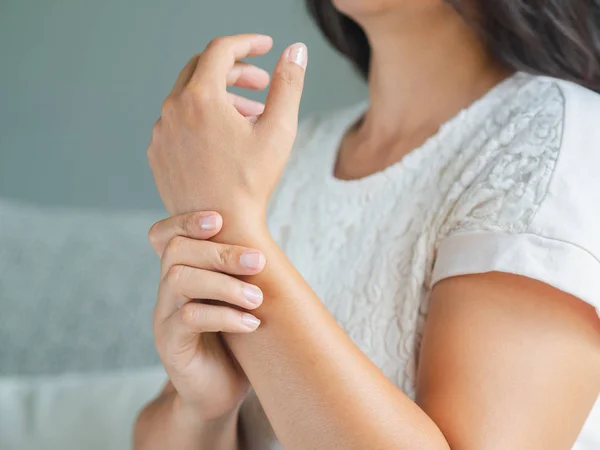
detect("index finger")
(190, 34), (273, 90)
(170, 54), (201, 96)
(148, 212), (223, 257)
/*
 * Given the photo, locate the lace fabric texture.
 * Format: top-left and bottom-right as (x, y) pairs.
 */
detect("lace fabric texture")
(440, 81), (564, 237)
(239, 74), (600, 450)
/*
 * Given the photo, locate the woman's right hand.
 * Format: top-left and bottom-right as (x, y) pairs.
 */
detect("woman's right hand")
(148, 211), (266, 422)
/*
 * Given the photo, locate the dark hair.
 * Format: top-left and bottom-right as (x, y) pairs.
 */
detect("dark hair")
(306, 0), (600, 92)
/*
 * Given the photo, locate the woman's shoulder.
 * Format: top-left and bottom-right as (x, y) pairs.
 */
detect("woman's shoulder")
(546, 77), (600, 175)
(443, 74), (600, 237)
(503, 73), (600, 155)
(494, 74), (600, 237)
(434, 74), (600, 311)
(551, 76), (600, 129)
(482, 73), (600, 152)
(524, 77), (600, 262)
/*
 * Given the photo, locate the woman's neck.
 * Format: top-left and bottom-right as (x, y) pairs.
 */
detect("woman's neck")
(349, 6), (511, 157)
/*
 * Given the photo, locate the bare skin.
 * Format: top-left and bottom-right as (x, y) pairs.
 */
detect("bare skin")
(135, 1), (600, 449)
(135, 212), (265, 450)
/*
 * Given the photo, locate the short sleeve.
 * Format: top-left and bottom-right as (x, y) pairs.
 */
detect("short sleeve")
(432, 79), (600, 315)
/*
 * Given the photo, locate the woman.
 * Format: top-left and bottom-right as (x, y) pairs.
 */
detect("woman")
(135, 0), (600, 449)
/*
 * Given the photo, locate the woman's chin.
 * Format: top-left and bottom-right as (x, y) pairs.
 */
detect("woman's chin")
(332, 0), (393, 17)
(332, 0), (441, 20)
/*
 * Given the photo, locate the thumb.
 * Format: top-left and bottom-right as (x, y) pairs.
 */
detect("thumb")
(259, 43), (308, 134)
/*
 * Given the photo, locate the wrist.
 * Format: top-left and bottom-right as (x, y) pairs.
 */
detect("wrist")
(216, 208), (272, 247)
(172, 393), (241, 430)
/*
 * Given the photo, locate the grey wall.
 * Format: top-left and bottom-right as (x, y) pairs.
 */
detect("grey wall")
(0, 0), (366, 211)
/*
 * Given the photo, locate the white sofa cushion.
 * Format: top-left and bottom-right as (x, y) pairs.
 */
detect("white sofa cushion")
(0, 197), (163, 375)
(0, 367), (166, 450)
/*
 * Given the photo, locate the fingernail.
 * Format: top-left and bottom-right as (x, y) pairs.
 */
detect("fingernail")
(242, 314), (261, 330)
(286, 43), (308, 69)
(240, 251), (264, 270)
(199, 214), (217, 230)
(243, 284), (263, 306)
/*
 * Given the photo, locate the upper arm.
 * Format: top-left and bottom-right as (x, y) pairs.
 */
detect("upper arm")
(417, 272), (600, 450)
(417, 79), (600, 449)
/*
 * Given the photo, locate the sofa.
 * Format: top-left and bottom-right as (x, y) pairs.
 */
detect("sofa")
(0, 197), (168, 449)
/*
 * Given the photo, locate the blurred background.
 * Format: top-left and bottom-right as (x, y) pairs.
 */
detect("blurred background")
(0, 0), (365, 210)
(0, 1), (365, 448)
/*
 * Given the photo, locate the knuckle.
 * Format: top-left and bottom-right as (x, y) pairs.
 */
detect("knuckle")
(211, 306), (230, 328)
(165, 264), (185, 289)
(279, 71), (294, 88)
(165, 235), (186, 258)
(146, 141), (158, 166)
(207, 36), (228, 50)
(162, 237), (187, 269)
(277, 67), (303, 91)
(201, 305), (216, 325)
(216, 246), (235, 270)
(182, 84), (213, 108)
(151, 119), (161, 140)
(160, 95), (178, 117)
(220, 279), (243, 304)
(180, 303), (200, 324)
(147, 221), (162, 248)
(189, 53), (202, 65)
(180, 214), (197, 236)
(149, 121), (162, 149)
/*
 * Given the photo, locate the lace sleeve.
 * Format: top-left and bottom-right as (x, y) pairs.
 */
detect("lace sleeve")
(439, 82), (564, 237)
(432, 81), (600, 315)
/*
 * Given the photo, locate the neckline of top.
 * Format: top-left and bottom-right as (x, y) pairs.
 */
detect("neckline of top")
(319, 71), (535, 194)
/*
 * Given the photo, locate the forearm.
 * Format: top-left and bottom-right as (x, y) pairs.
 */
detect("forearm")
(134, 388), (240, 450)
(219, 231), (449, 450)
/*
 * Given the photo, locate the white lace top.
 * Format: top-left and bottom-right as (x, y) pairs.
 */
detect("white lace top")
(240, 73), (600, 449)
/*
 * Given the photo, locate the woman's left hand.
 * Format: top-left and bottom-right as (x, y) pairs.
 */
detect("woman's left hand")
(148, 34), (308, 229)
